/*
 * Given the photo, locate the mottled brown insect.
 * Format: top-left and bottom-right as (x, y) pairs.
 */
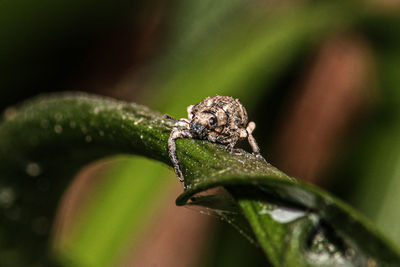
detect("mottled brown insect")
(165, 95), (264, 182)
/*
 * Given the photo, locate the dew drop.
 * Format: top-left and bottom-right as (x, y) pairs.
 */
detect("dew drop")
(26, 163), (41, 177)
(328, 243), (336, 253)
(54, 113), (63, 121)
(183, 184), (192, 190)
(333, 252), (343, 261)
(260, 206), (306, 224)
(345, 248), (355, 259)
(134, 118), (144, 125)
(54, 125), (63, 134)
(4, 107), (17, 120)
(368, 259), (377, 267)
(0, 187), (15, 207)
(81, 126), (87, 134)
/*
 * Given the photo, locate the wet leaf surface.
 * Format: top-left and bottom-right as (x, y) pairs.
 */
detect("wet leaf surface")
(0, 93), (399, 266)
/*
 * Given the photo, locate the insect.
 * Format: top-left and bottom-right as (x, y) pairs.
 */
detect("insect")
(165, 95), (264, 182)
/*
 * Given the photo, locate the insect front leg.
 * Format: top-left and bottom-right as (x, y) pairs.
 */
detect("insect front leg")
(167, 127), (193, 182)
(226, 136), (239, 153)
(246, 121), (265, 161)
(164, 114), (179, 122)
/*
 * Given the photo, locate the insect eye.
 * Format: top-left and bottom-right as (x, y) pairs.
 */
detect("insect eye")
(209, 117), (217, 126)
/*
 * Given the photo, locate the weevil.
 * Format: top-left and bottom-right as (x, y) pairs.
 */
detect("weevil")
(165, 95), (264, 181)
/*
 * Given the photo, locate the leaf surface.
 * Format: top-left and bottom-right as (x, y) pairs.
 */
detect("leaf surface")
(0, 93), (399, 266)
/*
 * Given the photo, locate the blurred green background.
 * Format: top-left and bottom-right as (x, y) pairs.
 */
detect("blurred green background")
(1, 0), (400, 266)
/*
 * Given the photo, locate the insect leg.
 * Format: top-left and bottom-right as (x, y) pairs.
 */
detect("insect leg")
(167, 127), (192, 182)
(164, 115), (190, 127)
(226, 137), (239, 153)
(246, 122), (265, 161)
(164, 114), (179, 122)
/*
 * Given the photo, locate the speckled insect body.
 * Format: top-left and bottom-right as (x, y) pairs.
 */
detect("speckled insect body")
(166, 95), (263, 182)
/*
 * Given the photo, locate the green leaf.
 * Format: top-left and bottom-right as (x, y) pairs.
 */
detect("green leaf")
(1, 93), (399, 266)
(150, 1), (361, 114)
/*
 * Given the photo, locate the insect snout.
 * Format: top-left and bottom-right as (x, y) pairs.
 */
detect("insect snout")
(190, 121), (206, 137)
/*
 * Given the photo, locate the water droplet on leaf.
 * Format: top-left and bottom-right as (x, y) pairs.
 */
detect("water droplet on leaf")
(260, 206), (306, 223)
(26, 163), (41, 177)
(4, 107), (17, 120)
(54, 125), (62, 134)
(54, 113), (63, 121)
(0, 187), (15, 207)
